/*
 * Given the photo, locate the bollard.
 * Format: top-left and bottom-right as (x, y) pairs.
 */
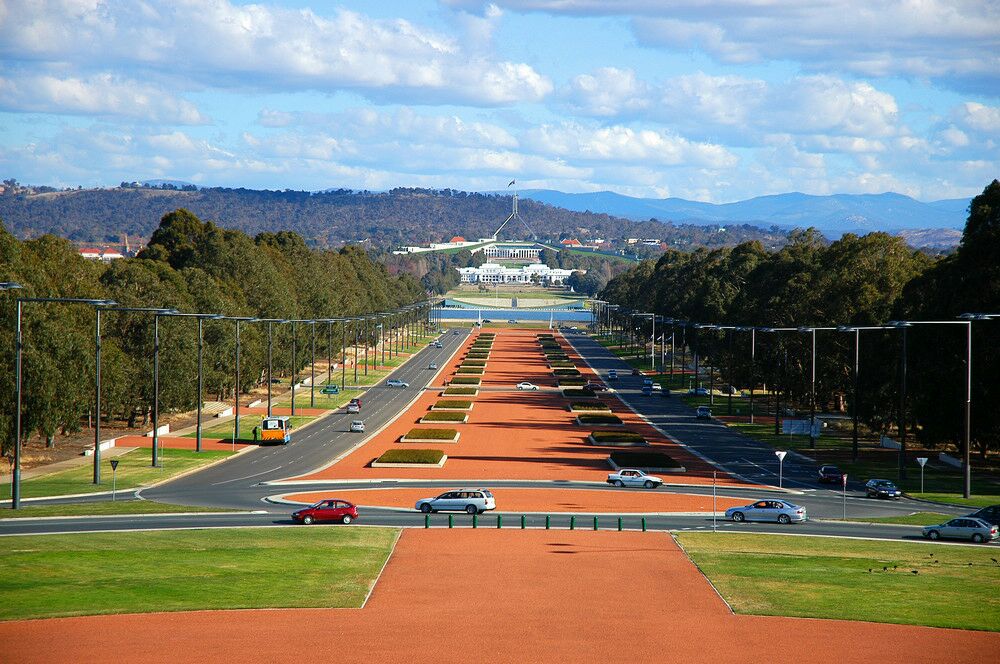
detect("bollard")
(593, 516), (599, 530)
(521, 514), (526, 529)
(570, 515), (576, 530)
(448, 514), (454, 529)
(641, 517), (647, 532)
(424, 514), (430, 528)
(545, 515), (551, 530)
(497, 514), (503, 529)
(472, 513), (478, 528)
(617, 516), (623, 531)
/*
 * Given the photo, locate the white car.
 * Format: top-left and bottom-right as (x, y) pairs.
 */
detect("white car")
(607, 469), (663, 489)
(516, 382), (539, 391)
(386, 379), (409, 388)
(349, 420), (365, 433)
(346, 403), (360, 414)
(428, 363), (438, 370)
(416, 489), (496, 514)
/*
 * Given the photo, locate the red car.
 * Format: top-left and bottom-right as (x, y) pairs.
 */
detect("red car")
(292, 499), (358, 525)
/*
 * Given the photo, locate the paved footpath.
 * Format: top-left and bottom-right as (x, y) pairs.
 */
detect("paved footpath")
(1, 529), (995, 664)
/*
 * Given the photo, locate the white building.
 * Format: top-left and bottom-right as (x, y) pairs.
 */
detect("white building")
(456, 262), (575, 286)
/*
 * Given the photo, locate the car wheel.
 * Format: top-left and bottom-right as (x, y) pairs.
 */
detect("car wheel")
(302, 515), (314, 525)
(614, 480), (625, 487)
(777, 514), (791, 525)
(926, 530), (940, 540)
(732, 512), (745, 522)
(419, 503), (432, 514)
(466, 504), (478, 515)
(644, 480), (655, 489)
(342, 515), (353, 525)
(972, 533), (984, 543)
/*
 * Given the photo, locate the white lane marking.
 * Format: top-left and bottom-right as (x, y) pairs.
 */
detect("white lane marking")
(211, 467), (283, 485)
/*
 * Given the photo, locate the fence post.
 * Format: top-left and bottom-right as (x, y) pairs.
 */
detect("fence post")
(545, 515), (551, 530)
(472, 513), (478, 529)
(520, 514), (526, 529)
(497, 514), (503, 529)
(570, 515), (576, 530)
(593, 516), (599, 530)
(448, 514), (454, 529)
(617, 516), (623, 531)
(641, 517), (647, 532)
(424, 514), (430, 528)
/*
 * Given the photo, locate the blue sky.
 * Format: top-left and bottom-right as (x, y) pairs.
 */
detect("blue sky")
(1, 0), (997, 202)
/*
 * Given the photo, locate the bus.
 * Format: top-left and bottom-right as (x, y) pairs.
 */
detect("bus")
(259, 416), (292, 444)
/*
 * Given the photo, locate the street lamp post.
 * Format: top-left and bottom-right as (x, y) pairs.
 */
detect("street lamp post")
(836, 325), (892, 462)
(221, 316), (256, 444)
(165, 313), (224, 452)
(255, 319), (287, 417)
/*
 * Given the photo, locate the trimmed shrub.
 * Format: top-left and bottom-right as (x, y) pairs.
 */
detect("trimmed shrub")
(421, 411), (468, 422)
(558, 377), (587, 386)
(462, 360), (487, 367)
(375, 449), (444, 464)
(443, 387), (478, 396)
(548, 361), (576, 368)
(449, 376), (481, 385)
(403, 428), (458, 440)
(456, 367), (484, 374)
(433, 400), (473, 409)
(553, 369), (582, 376)
(562, 388), (596, 398)
(570, 401), (612, 412)
(577, 413), (623, 425)
(591, 431), (646, 445)
(609, 451), (683, 470)
(466, 352), (490, 358)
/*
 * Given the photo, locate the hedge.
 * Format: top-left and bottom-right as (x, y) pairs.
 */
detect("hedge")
(558, 377), (587, 386)
(609, 451), (683, 469)
(421, 411), (468, 422)
(562, 388), (596, 398)
(577, 413), (623, 425)
(375, 449), (445, 464)
(433, 400), (473, 409)
(449, 376), (481, 385)
(403, 428), (458, 440)
(553, 369), (582, 376)
(591, 431), (646, 444)
(466, 352), (490, 358)
(443, 387), (478, 396)
(456, 367), (485, 374)
(462, 360), (487, 367)
(570, 401), (612, 412)
(548, 361), (576, 368)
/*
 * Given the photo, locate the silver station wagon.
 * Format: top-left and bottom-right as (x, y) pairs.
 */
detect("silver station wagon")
(725, 499), (807, 524)
(416, 489), (496, 514)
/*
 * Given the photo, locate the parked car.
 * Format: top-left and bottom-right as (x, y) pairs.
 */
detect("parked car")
(607, 370), (618, 380)
(865, 478), (902, 499)
(428, 362), (438, 370)
(516, 381), (539, 391)
(923, 517), (998, 543)
(292, 499), (358, 525)
(818, 465), (843, 484)
(349, 420), (365, 433)
(607, 468), (662, 489)
(726, 500), (807, 524)
(966, 504), (1000, 527)
(651, 383), (662, 392)
(690, 387), (709, 396)
(386, 379), (409, 388)
(507, 319), (517, 324)
(416, 489), (495, 514)
(695, 406), (712, 419)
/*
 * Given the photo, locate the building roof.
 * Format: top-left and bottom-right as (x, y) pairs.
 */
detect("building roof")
(560, 238), (582, 246)
(449, 236), (466, 243)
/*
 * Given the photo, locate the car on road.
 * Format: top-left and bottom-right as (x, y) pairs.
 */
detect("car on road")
(584, 381), (608, 392)
(726, 500), (807, 524)
(292, 499), (358, 525)
(350, 419), (365, 433)
(428, 362), (438, 370)
(689, 387), (709, 396)
(453, 330), (460, 335)
(607, 370), (618, 381)
(434, 342), (443, 348)
(643, 378), (653, 387)
(651, 383), (662, 392)
(966, 504), (1000, 527)
(923, 517), (997, 543)
(516, 381), (539, 391)
(347, 398), (361, 414)
(507, 319), (517, 324)
(641, 385), (653, 396)
(818, 465), (843, 484)
(695, 406), (712, 419)
(607, 468), (662, 489)
(631, 368), (641, 376)
(865, 478), (902, 499)
(416, 489), (496, 514)
(386, 379), (409, 388)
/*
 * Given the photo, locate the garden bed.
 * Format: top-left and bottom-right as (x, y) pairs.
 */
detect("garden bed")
(400, 428), (460, 443)
(569, 401), (612, 413)
(449, 376), (481, 385)
(462, 360), (487, 367)
(548, 361), (576, 368)
(558, 377), (587, 386)
(553, 369), (582, 376)
(588, 431), (648, 447)
(607, 451), (685, 473)
(442, 387), (478, 396)
(562, 388), (596, 398)
(420, 412), (468, 423)
(372, 448), (447, 467)
(575, 413), (624, 426)
(455, 367), (485, 375)
(431, 400), (474, 411)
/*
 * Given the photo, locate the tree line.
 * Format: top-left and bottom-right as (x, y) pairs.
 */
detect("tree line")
(0, 208), (426, 456)
(600, 180), (1000, 460)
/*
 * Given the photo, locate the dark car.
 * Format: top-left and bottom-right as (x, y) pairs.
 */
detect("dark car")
(631, 368), (641, 376)
(584, 382), (608, 392)
(292, 499), (358, 525)
(865, 478), (902, 499)
(966, 504), (1000, 527)
(818, 465), (842, 484)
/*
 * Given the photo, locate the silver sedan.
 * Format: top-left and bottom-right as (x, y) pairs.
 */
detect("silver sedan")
(725, 500), (807, 524)
(922, 517), (998, 543)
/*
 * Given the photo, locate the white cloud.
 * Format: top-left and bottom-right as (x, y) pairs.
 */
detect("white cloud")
(0, 0), (552, 106)
(0, 72), (207, 124)
(953, 102), (1000, 134)
(563, 68), (650, 117)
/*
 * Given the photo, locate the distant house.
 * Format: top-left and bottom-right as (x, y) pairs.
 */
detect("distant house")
(449, 235), (467, 244)
(79, 247), (124, 262)
(560, 238), (582, 248)
(79, 248), (102, 260)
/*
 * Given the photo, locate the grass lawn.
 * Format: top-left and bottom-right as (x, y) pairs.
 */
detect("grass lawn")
(0, 501), (238, 520)
(0, 448), (233, 500)
(0, 527), (399, 620)
(187, 415), (314, 441)
(676, 532), (1000, 632)
(841, 512), (953, 526)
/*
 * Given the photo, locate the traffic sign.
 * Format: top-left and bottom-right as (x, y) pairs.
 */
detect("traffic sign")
(841, 473), (847, 487)
(109, 459), (119, 470)
(916, 457), (928, 467)
(775, 451), (787, 461)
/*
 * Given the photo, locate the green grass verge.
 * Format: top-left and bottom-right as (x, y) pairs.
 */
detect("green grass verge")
(676, 532), (1000, 632)
(403, 428), (458, 440)
(433, 400), (473, 409)
(558, 377), (587, 386)
(570, 401), (612, 412)
(0, 448), (234, 500)
(449, 376), (481, 385)
(0, 501), (237, 520)
(455, 367), (485, 374)
(420, 411), (468, 422)
(187, 415), (314, 441)
(0, 528), (398, 620)
(375, 449), (444, 464)
(841, 512), (953, 526)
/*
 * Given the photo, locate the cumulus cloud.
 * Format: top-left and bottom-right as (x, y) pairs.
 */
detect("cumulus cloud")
(0, 0), (552, 106)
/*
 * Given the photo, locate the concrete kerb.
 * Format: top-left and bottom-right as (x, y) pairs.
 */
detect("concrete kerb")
(266, 329), (469, 482)
(0, 510), (268, 522)
(564, 333), (785, 491)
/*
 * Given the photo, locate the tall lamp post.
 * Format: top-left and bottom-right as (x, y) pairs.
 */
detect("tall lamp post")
(795, 327), (836, 449)
(13, 295), (112, 506)
(836, 325), (892, 462)
(221, 316), (257, 443)
(253, 319), (287, 417)
(169, 313), (223, 453)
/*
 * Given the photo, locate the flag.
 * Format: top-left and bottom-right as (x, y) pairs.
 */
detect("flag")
(507, 179), (515, 187)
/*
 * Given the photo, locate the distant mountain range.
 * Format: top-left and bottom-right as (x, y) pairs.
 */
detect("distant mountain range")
(517, 189), (970, 238)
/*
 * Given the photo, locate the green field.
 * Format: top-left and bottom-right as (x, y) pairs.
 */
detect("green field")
(676, 532), (1000, 631)
(0, 528), (399, 620)
(841, 512), (952, 526)
(0, 448), (233, 500)
(0, 501), (237, 520)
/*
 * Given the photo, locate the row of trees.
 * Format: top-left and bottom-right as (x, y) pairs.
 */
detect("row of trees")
(0, 209), (426, 457)
(600, 180), (1000, 459)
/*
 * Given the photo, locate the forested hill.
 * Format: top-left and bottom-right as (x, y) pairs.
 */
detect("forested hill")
(0, 186), (787, 249)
